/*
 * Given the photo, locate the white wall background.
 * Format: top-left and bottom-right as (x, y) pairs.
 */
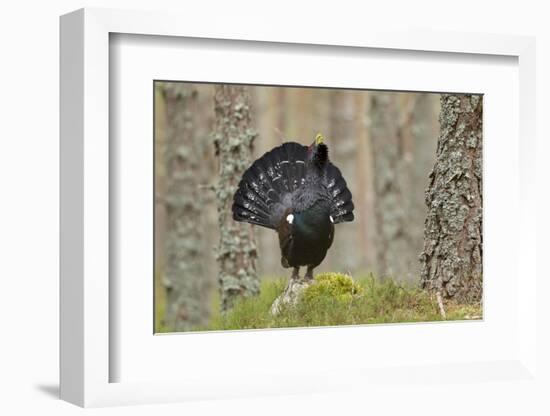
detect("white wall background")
(1, 1), (548, 415)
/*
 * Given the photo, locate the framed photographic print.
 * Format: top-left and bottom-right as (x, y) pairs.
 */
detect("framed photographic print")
(152, 81), (482, 334)
(60, 7), (538, 408)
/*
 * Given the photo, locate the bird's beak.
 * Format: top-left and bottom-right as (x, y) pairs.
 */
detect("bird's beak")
(315, 133), (324, 145)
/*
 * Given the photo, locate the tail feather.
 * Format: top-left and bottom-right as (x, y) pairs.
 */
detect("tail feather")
(324, 163), (354, 224)
(233, 142), (307, 229)
(241, 169), (273, 209)
(283, 142), (307, 192)
(233, 188), (271, 219)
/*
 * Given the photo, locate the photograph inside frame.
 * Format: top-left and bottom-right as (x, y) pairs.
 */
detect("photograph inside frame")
(153, 81), (483, 333)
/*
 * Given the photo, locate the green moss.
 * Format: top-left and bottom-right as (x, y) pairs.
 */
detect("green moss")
(302, 273), (363, 304)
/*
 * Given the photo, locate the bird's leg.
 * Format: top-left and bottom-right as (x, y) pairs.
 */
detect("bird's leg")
(290, 267), (300, 281)
(305, 266), (314, 281)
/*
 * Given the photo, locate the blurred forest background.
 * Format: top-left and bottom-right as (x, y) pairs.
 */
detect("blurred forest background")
(154, 82), (482, 332)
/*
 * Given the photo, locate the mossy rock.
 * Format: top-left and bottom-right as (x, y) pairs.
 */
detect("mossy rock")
(301, 273), (363, 304)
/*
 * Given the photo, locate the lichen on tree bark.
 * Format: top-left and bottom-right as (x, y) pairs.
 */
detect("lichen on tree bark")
(419, 94), (483, 304)
(213, 85), (260, 312)
(162, 83), (210, 331)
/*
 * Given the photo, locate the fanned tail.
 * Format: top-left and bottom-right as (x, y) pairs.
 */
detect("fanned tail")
(232, 142), (307, 229)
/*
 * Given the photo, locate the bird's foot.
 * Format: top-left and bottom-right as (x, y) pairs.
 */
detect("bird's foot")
(290, 267), (300, 281)
(304, 268), (314, 281)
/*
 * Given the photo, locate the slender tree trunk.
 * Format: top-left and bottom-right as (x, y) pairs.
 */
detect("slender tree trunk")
(419, 94), (483, 304)
(252, 87), (287, 275)
(213, 85), (260, 312)
(369, 92), (413, 280)
(330, 90), (357, 272)
(162, 83), (209, 331)
(407, 94), (440, 279)
(353, 92), (376, 272)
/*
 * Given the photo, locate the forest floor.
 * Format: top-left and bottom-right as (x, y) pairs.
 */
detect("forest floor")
(156, 273), (483, 333)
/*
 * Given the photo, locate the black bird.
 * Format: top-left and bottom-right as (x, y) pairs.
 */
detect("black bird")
(232, 134), (354, 281)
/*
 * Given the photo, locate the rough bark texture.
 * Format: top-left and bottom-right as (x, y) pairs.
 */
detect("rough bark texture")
(419, 94), (483, 304)
(213, 85), (260, 312)
(369, 93), (414, 280)
(162, 83), (210, 331)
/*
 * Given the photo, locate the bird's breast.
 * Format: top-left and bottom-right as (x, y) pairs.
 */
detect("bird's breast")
(292, 206), (332, 243)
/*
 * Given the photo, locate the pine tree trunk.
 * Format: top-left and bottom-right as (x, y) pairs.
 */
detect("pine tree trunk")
(252, 87), (281, 275)
(419, 94), (483, 303)
(330, 90), (358, 272)
(353, 92), (376, 272)
(213, 85), (260, 312)
(162, 83), (210, 331)
(369, 93), (413, 280)
(409, 94), (440, 253)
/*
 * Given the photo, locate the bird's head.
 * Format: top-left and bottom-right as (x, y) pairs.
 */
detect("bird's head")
(306, 133), (329, 170)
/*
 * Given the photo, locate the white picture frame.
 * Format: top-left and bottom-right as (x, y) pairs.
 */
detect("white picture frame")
(60, 7), (538, 408)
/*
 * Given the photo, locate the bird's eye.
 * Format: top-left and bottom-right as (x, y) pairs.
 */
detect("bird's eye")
(286, 214), (294, 224)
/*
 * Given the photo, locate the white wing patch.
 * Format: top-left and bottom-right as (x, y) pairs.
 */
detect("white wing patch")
(329, 215), (334, 223)
(286, 214), (294, 224)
